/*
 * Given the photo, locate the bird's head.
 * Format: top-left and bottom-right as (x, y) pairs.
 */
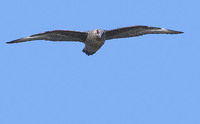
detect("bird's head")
(91, 29), (105, 39)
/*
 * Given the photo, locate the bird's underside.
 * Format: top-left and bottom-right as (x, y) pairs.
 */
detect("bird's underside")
(7, 25), (183, 56)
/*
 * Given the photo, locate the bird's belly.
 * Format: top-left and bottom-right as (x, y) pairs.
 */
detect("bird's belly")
(85, 39), (105, 53)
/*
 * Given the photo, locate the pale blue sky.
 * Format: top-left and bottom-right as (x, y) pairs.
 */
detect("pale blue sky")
(0, 0), (199, 124)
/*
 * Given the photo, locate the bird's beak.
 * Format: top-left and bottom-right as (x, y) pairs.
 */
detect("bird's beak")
(98, 34), (102, 38)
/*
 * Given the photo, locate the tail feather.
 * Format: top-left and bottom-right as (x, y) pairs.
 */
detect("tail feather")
(82, 48), (96, 56)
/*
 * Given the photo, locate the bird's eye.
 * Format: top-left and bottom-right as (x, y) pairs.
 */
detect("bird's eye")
(96, 30), (99, 34)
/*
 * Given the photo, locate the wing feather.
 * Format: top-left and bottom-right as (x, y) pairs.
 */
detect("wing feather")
(7, 30), (88, 44)
(105, 25), (183, 40)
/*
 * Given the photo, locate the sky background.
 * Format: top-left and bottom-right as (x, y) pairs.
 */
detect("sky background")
(0, 0), (199, 124)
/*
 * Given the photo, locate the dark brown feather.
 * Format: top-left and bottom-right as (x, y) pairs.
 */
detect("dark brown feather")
(105, 25), (183, 40)
(7, 30), (88, 44)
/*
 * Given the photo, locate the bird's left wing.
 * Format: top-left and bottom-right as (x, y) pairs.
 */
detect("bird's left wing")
(7, 30), (88, 44)
(105, 25), (183, 40)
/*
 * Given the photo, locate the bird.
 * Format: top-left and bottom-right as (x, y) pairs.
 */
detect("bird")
(6, 25), (183, 56)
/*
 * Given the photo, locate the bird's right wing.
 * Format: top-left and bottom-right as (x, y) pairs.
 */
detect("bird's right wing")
(7, 30), (88, 44)
(105, 25), (183, 40)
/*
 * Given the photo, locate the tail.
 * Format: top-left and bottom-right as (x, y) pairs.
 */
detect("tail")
(82, 48), (96, 56)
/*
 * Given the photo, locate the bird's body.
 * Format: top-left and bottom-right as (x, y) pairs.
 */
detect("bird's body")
(7, 25), (183, 55)
(83, 29), (106, 55)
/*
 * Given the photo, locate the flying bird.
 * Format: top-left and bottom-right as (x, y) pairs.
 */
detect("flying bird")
(7, 25), (183, 56)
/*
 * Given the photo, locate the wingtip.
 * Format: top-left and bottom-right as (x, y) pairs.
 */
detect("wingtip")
(6, 41), (13, 44)
(180, 31), (184, 34)
(6, 37), (28, 44)
(176, 31), (184, 34)
(6, 40), (18, 44)
(165, 29), (184, 34)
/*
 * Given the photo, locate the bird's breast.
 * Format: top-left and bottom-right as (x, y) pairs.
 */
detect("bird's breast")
(85, 39), (104, 48)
